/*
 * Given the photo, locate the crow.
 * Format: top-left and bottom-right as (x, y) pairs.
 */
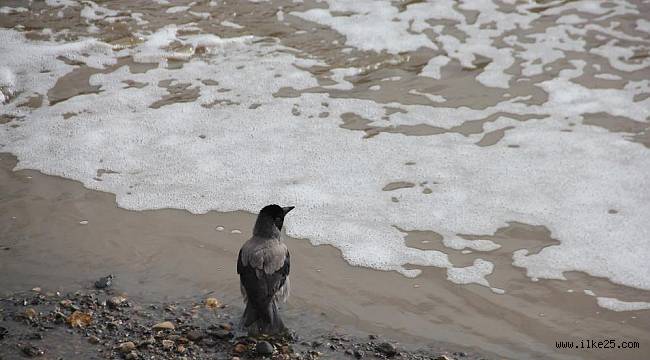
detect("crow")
(237, 204), (294, 334)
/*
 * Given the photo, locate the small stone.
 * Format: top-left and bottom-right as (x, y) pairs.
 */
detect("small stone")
(233, 343), (247, 354)
(21, 344), (44, 357)
(354, 350), (364, 359)
(434, 356), (454, 360)
(162, 339), (174, 350)
(68, 311), (92, 328)
(108, 296), (127, 308)
(59, 299), (73, 308)
(205, 298), (220, 309)
(31, 287), (42, 292)
(376, 342), (397, 357)
(24, 308), (38, 320)
(152, 321), (175, 330)
(118, 341), (136, 353)
(210, 328), (233, 339)
(368, 334), (377, 340)
(256, 341), (274, 355)
(88, 335), (100, 344)
(177, 345), (186, 354)
(79, 220), (88, 225)
(186, 330), (204, 342)
(125, 351), (139, 360)
(94, 274), (113, 289)
(216, 226), (224, 231)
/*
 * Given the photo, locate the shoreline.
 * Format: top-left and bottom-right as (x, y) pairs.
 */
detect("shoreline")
(1, 152), (649, 360)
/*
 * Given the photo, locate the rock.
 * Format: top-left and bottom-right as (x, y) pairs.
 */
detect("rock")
(376, 342), (397, 357)
(21, 344), (44, 357)
(108, 296), (127, 308)
(0, 326), (7, 339)
(209, 328), (233, 339)
(354, 350), (364, 359)
(205, 297), (220, 309)
(233, 343), (247, 354)
(94, 274), (114, 289)
(152, 321), (175, 331)
(67, 311), (92, 328)
(88, 335), (100, 344)
(59, 299), (73, 308)
(31, 287), (42, 293)
(368, 334), (377, 340)
(118, 341), (136, 353)
(434, 356), (454, 360)
(256, 341), (274, 355)
(185, 330), (205, 342)
(177, 345), (186, 354)
(125, 351), (139, 360)
(24, 308), (38, 321)
(162, 339), (174, 350)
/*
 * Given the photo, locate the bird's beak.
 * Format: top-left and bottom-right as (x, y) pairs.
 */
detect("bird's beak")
(282, 206), (295, 215)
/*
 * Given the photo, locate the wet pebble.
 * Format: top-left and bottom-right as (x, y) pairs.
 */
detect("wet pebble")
(256, 341), (274, 355)
(376, 342), (397, 357)
(21, 344), (44, 357)
(118, 341), (136, 353)
(152, 321), (175, 331)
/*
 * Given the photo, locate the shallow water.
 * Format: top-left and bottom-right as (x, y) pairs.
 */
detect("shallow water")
(1, 0), (650, 359)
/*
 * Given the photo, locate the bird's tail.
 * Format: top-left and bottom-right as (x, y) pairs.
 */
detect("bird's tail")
(242, 300), (285, 335)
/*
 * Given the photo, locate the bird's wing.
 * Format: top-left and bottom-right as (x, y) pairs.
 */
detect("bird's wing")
(238, 245), (290, 309)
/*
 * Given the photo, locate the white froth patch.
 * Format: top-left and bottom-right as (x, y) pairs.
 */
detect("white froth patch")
(221, 21), (243, 29)
(0, 67), (17, 104)
(166, 6), (190, 14)
(420, 55), (450, 80)
(45, 0), (78, 7)
(596, 297), (650, 312)
(584, 289), (596, 296)
(636, 19), (650, 33)
(447, 259), (503, 293)
(0, 6), (28, 14)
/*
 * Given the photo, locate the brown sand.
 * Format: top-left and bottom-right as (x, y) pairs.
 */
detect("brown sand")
(1, 153), (649, 360)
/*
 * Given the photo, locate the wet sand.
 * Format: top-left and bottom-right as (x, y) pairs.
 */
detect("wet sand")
(2, 153), (648, 360)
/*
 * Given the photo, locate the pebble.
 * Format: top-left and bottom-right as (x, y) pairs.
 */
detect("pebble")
(88, 335), (100, 344)
(153, 321), (175, 330)
(79, 220), (88, 225)
(376, 342), (397, 357)
(215, 226), (224, 231)
(125, 351), (139, 360)
(94, 274), (113, 289)
(256, 341), (274, 355)
(118, 341), (136, 353)
(354, 349), (364, 359)
(233, 343), (247, 354)
(230, 229), (242, 234)
(108, 296), (127, 308)
(21, 344), (44, 357)
(162, 339), (174, 350)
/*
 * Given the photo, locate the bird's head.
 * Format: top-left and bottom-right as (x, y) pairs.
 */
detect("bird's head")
(253, 204), (295, 238)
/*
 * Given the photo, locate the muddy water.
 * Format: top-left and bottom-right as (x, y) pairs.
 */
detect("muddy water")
(2, 0), (650, 359)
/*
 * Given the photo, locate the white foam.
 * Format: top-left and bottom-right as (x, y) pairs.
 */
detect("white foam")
(0, 6), (27, 14)
(166, 6), (189, 14)
(594, 73), (622, 80)
(45, 0), (77, 7)
(584, 289), (596, 296)
(637, 19), (650, 33)
(420, 55), (450, 80)
(596, 297), (650, 312)
(447, 259), (503, 293)
(0, 67), (17, 104)
(220, 21), (243, 29)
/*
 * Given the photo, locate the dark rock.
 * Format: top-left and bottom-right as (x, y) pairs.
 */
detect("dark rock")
(88, 335), (100, 344)
(21, 344), (44, 357)
(376, 342), (397, 357)
(0, 326), (7, 339)
(94, 275), (113, 289)
(209, 328), (233, 339)
(311, 341), (323, 348)
(354, 350), (364, 359)
(368, 334), (377, 340)
(186, 330), (205, 342)
(256, 341), (274, 356)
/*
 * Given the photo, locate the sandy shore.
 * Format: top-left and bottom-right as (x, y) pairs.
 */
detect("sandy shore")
(1, 153), (648, 360)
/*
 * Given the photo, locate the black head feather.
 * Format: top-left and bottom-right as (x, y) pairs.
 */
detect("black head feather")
(253, 204), (294, 238)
